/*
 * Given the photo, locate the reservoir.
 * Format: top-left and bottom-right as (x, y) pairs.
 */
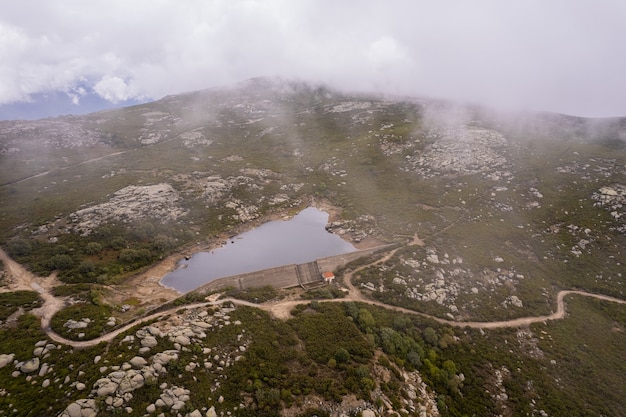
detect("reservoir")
(160, 207), (357, 292)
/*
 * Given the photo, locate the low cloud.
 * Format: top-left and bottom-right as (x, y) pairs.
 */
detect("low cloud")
(93, 76), (141, 103)
(1, 0), (625, 117)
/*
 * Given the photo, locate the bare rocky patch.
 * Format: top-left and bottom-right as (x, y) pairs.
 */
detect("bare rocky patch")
(180, 128), (214, 148)
(402, 127), (509, 179)
(0, 119), (104, 153)
(592, 184), (626, 233)
(355, 244), (533, 320)
(66, 184), (187, 236)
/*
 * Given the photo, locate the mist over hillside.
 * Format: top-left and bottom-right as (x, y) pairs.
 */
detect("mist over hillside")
(0, 79), (625, 417)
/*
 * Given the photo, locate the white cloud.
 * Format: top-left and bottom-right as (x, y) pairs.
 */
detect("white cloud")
(93, 76), (140, 103)
(1, 0), (626, 117)
(68, 86), (86, 105)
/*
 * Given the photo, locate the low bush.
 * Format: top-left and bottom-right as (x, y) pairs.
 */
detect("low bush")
(50, 302), (112, 340)
(0, 290), (42, 321)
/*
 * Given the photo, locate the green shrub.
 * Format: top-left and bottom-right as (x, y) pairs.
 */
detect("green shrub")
(0, 291), (42, 320)
(226, 285), (279, 303)
(6, 238), (32, 256)
(300, 286), (346, 300)
(50, 302), (112, 340)
(334, 348), (351, 364)
(47, 254), (75, 270)
(84, 242), (103, 255)
(51, 283), (92, 297)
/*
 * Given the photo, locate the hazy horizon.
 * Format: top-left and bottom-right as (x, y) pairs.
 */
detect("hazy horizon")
(2, 1), (626, 119)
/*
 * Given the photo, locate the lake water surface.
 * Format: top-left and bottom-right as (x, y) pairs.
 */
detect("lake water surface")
(160, 207), (356, 292)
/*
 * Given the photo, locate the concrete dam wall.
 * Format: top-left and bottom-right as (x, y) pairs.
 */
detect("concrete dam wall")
(193, 244), (393, 295)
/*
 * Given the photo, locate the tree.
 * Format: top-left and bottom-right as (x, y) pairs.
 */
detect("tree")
(7, 239), (32, 256)
(379, 327), (403, 355)
(108, 237), (127, 250)
(357, 308), (375, 330)
(334, 348), (351, 364)
(47, 254), (74, 270)
(393, 315), (409, 330)
(442, 359), (457, 375)
(78, 261), (95, 274)
(152, 234), (175, 252)
(423, 327), (438, 346)
(52, 244), (70, 255)
(439, 333), (455, 349)
(119, 248), (152, 264)
(84, 242), (103, 255)
(407, 350), (422, 368)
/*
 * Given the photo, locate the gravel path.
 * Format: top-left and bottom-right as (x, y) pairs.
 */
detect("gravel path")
(2, 247), (625, 349)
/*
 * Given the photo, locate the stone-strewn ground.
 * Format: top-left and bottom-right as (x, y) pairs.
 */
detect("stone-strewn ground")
(67, 184), (187, 236)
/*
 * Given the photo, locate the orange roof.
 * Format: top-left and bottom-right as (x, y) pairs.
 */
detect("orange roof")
(322, 271), (335, 279)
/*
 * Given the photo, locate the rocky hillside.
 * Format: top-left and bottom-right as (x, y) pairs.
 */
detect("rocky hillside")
(0, 78), (625, 416)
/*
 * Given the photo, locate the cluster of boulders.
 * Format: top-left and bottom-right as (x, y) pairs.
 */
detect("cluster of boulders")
(57, 304), (247, 417)
(320, 156), (347, 180)
(225, 199), (259, 222)
(358, 247), (466, 317)
(327, 101), (373, 113)
(563, 224), (595, 257)
(63, 318), (91, 339)
(481, 268), (526, 289)
(325, 214), (377, 244)
(556, 156), (621, 182)
(0, 340), (93, 414)
(33, 154), (305, 241)
(58, 399), (98, 417)
(402, 127), (509, 179)
(90, 359), (155, 409)
(175, 168), (290, 205)
(405, 272), (460, 310)
(65, 183), (188, 235)
(399, 250), (464, 316)
(173, 173), (230, 204)
(0, 118), (103, 153)
(515, 328), (545, 359)
(400, 370), (440, 417)
(592, 184), (626, 233)
(0, 340), (66, 398)
(137, 111), (179, 145)
(490, 366), (511, 406)
(172, 169), (296, 223)
(375, 121), (415, 157)
(175, 173), (234, 203)
(180, 128), (214, 148)
(487, 363), (548, 417)
(502, 295), (524, 308)
(358, 246), (530, 319)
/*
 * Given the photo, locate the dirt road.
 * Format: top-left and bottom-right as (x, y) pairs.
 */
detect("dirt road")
(0, 248), (66, 330)
(51, 288), (626, 349)
(2, 247), (625, 349)
(4, 151), (128, 187)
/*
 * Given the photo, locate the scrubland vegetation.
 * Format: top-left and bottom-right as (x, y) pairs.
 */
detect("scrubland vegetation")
(0, 79), (624, 415)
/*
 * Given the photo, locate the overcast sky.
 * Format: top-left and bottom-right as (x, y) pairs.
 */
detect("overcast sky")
(1, 0), (625, 119)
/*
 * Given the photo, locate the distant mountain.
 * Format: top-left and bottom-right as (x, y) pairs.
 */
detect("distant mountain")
(0, 88), (147, 121)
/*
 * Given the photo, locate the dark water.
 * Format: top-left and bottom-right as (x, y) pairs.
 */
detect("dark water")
(160, 207), (356, 292)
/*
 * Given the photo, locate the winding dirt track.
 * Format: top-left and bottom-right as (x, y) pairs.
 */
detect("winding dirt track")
(4, 151), (128, 187)
(1, 248), (625, 349)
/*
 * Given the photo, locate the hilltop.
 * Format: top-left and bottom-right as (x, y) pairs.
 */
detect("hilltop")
(0, 78), (625, 416)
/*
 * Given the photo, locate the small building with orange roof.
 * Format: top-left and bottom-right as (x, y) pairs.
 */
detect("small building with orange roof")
(322, 271), (335, 283)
